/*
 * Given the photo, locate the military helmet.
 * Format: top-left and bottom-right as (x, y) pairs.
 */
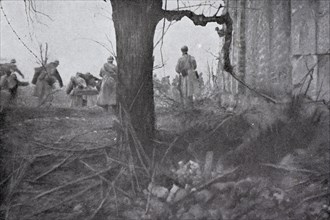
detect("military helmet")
(181, 46), (188, 53)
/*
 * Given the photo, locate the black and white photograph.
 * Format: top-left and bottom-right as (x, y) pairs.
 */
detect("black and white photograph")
(0, 0), (329, 219)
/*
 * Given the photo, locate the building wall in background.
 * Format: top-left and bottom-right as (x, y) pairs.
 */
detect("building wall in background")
(218, 0), (329, 101)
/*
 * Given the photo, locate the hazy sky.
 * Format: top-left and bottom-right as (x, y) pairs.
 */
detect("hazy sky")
(0, 0), (222, 84)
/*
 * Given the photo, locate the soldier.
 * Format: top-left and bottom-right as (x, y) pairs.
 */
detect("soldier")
(66, 72), (100, 107)
(0, 59), (27, 105)
(0, 74), (29, 112)
(175, 46), (197, 108)
(33, 60), (63, 105)
(66, 72), (88, 107)
(97, 56), (118, 113)
(81, 72), (101, 107)
(0, 59), (24, 78)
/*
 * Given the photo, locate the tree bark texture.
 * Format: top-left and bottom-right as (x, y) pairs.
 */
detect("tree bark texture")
(111, 0), (162, 154)
(226, 0), (294, 100)
(237, 0), (246, 94)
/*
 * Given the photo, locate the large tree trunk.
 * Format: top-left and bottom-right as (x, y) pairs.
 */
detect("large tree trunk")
(111, 0), (162, 156)
(237, 0), (246, 94)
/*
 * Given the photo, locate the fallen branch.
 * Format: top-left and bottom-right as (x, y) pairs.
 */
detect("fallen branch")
(64, 126), (114, 143)
(79, 160), (131, 198)
(83, 152), (144, 170)
(89, 192), (109, 220)
(0, 167), (20, 188)
(33, 154), (74, 181)
(160, 136), (180, 165)
(112, 183), (119, 216)
(172, 166), (239, 205)
(12, 190), (43, 195)
(145, 148), (157, 215)
(227, 70), (278, 104)
(122, 106), (151, 176)
(33, 165), (118, 200)
(295, 192), (330, 208)
(4, 157), (36, 205)
(79, 160), (112, 184)
(32, 140), (117, 153)
(287, 171), (330, 190)
(193, 114), (234, 145)
(28, 182), (101, 218)
(261, 163), (320, 175)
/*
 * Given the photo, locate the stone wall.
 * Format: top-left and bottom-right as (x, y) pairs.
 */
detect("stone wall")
(291, 0), (330, 100)
(217, 0), (329, 101)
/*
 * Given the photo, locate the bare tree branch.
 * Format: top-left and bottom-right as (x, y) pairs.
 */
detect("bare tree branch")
(25, 0), (54, 21)
(161, 9), (229, 26)
(0, 2), (42, 65)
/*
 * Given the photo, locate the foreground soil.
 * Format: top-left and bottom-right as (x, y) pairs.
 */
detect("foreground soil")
(0, 100), (329, 220)
(0, 106), (118, 220)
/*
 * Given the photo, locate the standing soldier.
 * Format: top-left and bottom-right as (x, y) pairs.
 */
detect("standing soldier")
(97, 56), (118, 113)
(175, 46), (197, 108)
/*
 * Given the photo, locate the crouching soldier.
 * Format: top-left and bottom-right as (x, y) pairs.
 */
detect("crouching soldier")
(0, 73), (29, 112)
(66, 72), (99, 107)
(79, 72), (101, 107)
(32, 60), (63, 106)
(0, 59), (27, 104)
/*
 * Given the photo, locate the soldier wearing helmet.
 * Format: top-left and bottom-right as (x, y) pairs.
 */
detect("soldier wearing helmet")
(97, 56), (118, 112)
(0, 58), (24, 78)
(33, 60), (63, 105)
(175, 46), (198, 108)
(0, 59), (28, 109)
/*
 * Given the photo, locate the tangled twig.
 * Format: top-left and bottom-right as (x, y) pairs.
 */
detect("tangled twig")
(33, 153), (74, 181)
(33, 165), (118, 200)
(28, 182), (101, 218)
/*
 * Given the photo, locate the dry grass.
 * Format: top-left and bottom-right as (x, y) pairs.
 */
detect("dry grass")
(0, 88), (329, 219)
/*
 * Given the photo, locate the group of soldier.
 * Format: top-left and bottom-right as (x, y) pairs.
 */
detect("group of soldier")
(65, 56), (118, 112)
(0, 56), (118, 112)
(0, 45), (201, 112)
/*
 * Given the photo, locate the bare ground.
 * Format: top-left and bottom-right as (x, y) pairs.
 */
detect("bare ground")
(0, 106), (120, 220)
(0, 92), (329, 220)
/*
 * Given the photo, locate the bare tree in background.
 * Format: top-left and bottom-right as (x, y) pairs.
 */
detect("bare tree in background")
(39, 42), (48, 66)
